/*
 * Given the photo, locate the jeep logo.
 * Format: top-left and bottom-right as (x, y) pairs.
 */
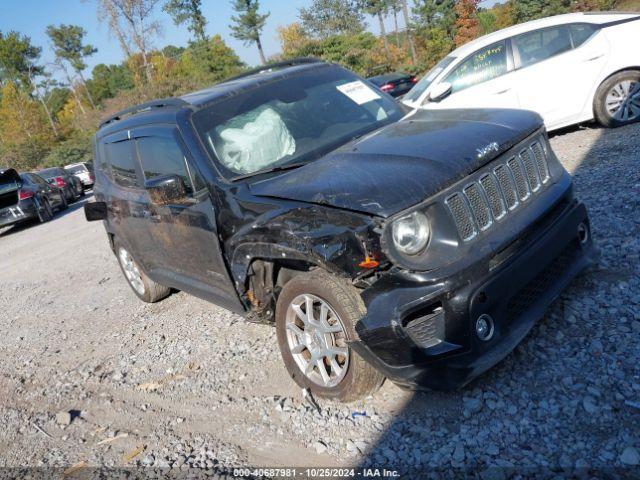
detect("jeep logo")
(476, 142), (500, 159)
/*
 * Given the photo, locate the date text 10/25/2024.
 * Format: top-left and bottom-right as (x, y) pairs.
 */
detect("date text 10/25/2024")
(233, 468), (400, 478)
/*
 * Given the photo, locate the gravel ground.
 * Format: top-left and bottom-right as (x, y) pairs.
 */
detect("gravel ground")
(0, 122), (638, 477)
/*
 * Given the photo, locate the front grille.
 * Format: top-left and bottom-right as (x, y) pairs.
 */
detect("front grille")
(446, 137), (551, 242)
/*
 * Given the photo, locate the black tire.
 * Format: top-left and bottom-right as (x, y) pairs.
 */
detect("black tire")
(65, 188), (74, 203)
(58, 191), (68, 211)
(36, 197), (54, 223)
(275, 270), (384, 402)
(113, 238), (171, 303)
(594, 70), (640, 128)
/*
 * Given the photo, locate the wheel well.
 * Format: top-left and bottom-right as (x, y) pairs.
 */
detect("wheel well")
(244, 259), (318, 323)
(593, 67), (640, 116)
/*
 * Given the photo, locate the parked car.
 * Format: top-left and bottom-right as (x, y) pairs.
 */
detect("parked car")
(403, 12), (640, 131)
(64, 162), (94, 190)
(38, 167), (83, 202)
(368, 72), (417, 97)
(0, 169), (67, 229)
(85, 58), (596, 401)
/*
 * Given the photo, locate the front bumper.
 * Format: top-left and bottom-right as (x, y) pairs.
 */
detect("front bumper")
(351, 196), (597, 391)
(0, 198), (38, 227)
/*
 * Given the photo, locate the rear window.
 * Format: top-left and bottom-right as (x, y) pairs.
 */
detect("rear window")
(38, 168), (63, 179)
(104, 141), (139, 188)
(65, 164), (88, 174)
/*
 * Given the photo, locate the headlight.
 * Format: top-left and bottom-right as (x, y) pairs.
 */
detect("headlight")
(391, 211), (430, 255)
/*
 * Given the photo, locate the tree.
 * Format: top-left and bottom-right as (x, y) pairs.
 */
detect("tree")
(454, 0), (480, 47)
(46, 24), (98, 108)
(512, 0), (571, 23)
(359, 1), (392, 63)
(413, 0), (457, 37)
(299, 0), (366, 39)
(477, 9), (497, 34)
(180, 35), (245, 83)
(163, 0), (207, 42)
(86, 63), (134, 103)
(230, 0), (270, 65)
(277, 23), (310, 56)
(399, 0), (417, 64)
(0, 82), (53, 170)
(0, 31), (43, 86)
(97, 0), (162, 82)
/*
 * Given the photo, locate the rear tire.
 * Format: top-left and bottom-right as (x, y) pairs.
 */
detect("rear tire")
(58, 192), (68, 211)
(36, 197), (54, 223)
(114, 239), (170, 303)
(594, 70), (640, 128)
(275, 270), (384, 402)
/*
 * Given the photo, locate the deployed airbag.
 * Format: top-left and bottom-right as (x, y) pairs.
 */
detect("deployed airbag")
(213, 107), (295, 174)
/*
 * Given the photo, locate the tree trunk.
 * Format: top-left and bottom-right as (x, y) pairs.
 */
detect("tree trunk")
(400, 0), (417, 65)
(256, 36), (267, 65)
(38, 96), (58, 137)
(77, 71), (96, 109)
(393, 8), (401, 47)
(59, 62), (86, 115)
(378, 11), (392, 64)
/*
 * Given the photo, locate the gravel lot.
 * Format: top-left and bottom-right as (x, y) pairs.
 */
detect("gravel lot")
(0, 122), (638, 476)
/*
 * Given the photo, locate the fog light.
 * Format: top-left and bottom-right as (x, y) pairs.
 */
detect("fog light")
(577, 222), (589, 245)
(476, 314), (494, 341)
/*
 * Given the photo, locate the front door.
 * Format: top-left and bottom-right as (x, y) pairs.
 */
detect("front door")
(425, 40), (520, 111)
(130, 125), (243, 312)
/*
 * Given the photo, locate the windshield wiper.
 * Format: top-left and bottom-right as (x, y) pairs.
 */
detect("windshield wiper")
(231, 162), (308, 181)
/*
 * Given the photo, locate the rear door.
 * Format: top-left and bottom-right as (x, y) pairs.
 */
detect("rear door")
(100, 131), (149, 262)
(426, 40), (520, 111)
(131, 125), (242, 312)
(510, 23), (608, 128)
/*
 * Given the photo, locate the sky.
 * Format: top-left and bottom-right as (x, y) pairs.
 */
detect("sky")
(0, 0), (499, 78)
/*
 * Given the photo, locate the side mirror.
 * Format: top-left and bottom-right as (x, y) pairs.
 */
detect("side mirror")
(145, 174), (187, 206)
(84, 201), (108, 222)
(428, 82), (453, 102)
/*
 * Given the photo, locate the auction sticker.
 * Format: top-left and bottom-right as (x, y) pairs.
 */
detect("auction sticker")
(337, 80), (381, 105)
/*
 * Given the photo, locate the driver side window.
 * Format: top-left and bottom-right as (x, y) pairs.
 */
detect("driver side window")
(445, 41), (508, 94)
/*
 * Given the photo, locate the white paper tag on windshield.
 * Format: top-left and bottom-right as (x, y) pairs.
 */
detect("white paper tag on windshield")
(337, 80), (381, 105)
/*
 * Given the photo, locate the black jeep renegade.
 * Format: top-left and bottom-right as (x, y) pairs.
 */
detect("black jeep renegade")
(86, 58), (596, 401)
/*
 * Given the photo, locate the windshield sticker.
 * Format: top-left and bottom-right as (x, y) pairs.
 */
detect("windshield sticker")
(337, 80), (381, 105)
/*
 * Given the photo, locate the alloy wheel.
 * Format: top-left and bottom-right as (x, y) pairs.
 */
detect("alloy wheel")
(605, 80), (640, 122)
(285, 293), (349, 388)
(118, 247), (145, 295)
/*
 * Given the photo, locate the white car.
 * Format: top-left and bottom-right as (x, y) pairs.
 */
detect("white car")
(64, 162), (94, 190)
(403, 12), (640, 131)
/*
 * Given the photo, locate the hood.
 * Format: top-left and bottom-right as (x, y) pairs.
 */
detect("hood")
(249, 108), (543, 217)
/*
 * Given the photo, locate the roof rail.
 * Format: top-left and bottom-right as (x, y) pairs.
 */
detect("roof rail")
(223, 57), (324, 83)
(99, 98), (189, 128)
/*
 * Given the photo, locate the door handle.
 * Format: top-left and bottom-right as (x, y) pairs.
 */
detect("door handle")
(494, 88), (511, 95)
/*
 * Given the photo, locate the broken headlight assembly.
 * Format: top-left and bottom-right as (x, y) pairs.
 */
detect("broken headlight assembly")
(391, 211), (431, 255)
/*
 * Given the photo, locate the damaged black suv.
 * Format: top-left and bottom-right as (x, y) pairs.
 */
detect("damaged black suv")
(86, 58), (596, 401)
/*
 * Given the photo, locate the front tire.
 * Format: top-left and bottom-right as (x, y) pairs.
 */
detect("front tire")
(594, 70), (640, 128)
(275, 270), (384, 402)
(114, 239), (171, 303)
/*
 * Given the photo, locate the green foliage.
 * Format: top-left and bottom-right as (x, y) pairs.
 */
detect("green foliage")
(0, 31), (42, 84)
(163, 0), (208, 41)
(46, 87), (71, 117)
(230, 0), (270, 63)
(299, 0), (366, 38)
(180, 35), (246, 83)
(45, 24), (97, 73)
(477, 9), (497, 34)
(512, 0), (571, 23)
(42, 131), (93, 167)
(87, 63), (134, 104)
(413, 0), (457, 37)
(283, 32), (379, 76)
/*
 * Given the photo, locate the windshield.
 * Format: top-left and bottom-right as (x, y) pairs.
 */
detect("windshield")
(65, 165), (87, 174)
(403, 56), (456, 103)
(193, 65), (403, 178)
